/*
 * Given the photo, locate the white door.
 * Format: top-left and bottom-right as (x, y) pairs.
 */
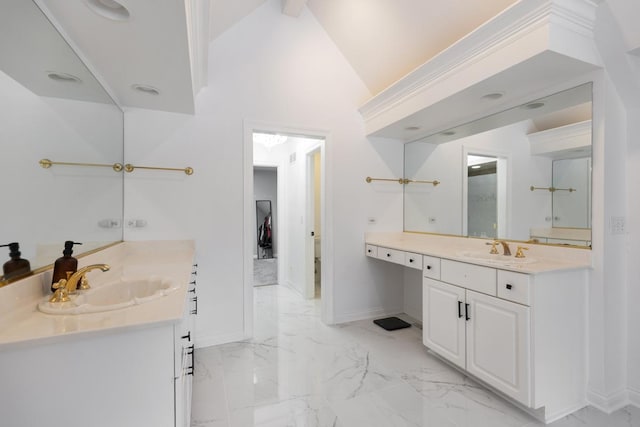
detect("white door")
(423, 278), (466, 369)
(465, 290), (531, 405)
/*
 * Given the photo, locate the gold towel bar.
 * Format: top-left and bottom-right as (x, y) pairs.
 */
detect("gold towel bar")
(530, 186), (576, 193)
(365, 176), (404, 184)
(365, 177), (440, 186)
(40, 158), (123, 172)
(124, 164), (194, 175)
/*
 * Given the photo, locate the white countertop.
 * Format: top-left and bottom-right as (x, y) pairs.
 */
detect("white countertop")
(365, 232), (591, 274)
(0, 240), (195, 351)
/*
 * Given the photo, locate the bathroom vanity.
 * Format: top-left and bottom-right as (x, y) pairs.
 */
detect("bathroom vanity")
(0, 241), (197, 427)
(366, 232), (590, 423)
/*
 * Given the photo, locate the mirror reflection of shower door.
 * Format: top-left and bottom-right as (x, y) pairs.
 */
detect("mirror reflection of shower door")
(552, 158), (591, 228)
(467, 155), (498, 239)
(256, 200), (273, 259)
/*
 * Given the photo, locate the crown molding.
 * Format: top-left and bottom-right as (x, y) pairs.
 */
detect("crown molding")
(359, 0), (601, 137)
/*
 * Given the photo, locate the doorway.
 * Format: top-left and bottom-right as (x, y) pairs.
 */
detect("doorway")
(244, 122), (330, 338)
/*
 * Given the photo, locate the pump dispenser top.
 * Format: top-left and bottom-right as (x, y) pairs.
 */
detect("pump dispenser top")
(1, 242), (31, 280)
(51, 241), (82, 292)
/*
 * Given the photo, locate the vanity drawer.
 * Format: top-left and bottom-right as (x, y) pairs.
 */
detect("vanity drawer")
(376, 247), (404, 265)
(497, 270), (531, 306)
(365, 244), (378, 258)
(404, 252), (423, 270)
(441, 259), (496, 296)
(422, 255), (441, 280)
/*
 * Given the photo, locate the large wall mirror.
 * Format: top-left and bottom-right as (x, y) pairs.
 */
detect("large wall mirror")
(404, 83), (592, 248)
(0, 0), (124, 282)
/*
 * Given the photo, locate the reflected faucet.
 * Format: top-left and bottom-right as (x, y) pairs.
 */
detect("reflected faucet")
(50, 264), (110, 303)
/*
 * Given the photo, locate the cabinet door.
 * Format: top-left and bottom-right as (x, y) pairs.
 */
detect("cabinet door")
(423, 278), (466, 369)
(465, 290), (531, 406)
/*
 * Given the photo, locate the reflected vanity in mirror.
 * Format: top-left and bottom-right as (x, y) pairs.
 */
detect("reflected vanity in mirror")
(404, 83), (592, 248)
(0, 0), (124, 283)
(256, 200), (273, 259)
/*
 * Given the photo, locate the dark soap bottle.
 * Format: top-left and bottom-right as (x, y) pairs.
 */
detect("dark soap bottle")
(1, 242), (31, 280)
(51, 241), (83, 292)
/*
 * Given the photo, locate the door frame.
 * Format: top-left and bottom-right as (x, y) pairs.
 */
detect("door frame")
(305, 145), (322, 299)
(243, 120), (333, 339)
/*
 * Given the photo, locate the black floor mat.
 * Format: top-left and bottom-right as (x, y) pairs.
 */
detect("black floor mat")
(373, 316), (411, 331)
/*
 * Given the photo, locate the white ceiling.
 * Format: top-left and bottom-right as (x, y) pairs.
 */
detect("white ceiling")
(305, 0), (518, 95)
(16, 0), (637, 114)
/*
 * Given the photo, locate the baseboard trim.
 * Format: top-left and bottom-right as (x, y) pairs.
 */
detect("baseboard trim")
(586, 388), (629, 413)
(195, 331), (246, 349)
(333, 308), (403, 324)
(629, 388), (640, 408)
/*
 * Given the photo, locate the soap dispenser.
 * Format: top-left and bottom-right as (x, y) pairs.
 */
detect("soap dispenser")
(51, 241), (82, 292)
(1, 242), (31, 280)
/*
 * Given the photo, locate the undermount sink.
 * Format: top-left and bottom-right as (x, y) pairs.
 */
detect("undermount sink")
(38, 277), (179, 315)
(458, 251), (537, 265)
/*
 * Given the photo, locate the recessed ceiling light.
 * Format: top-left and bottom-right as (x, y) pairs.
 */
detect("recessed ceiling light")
(471, 165), (481, 169)
(405, 126), (421, 131)
(523, 102), (545, 110)
(85, 0), (130, 21)
(481, 92), (504, 100)
(131, 84), (160, 95)
(47, 71), (82, 83)
(441, 130), (456, 136)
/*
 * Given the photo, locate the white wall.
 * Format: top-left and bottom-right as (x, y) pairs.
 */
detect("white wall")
(627, 106), (640, 405)
(124, 0), (404, 346)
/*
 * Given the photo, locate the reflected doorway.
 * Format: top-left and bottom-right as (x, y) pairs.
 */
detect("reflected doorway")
(253, 168), (278, 287)
(464, 152), (508, 239)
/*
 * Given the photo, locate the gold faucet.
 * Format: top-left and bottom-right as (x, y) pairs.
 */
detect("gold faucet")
(496, 240), (512, 256)
(487, 240), (511, 256)
(50, 264), (110, 303)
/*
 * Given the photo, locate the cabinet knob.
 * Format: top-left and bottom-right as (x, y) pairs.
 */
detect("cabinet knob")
(181, 331), (191, 341)
(426, 265), (432, 270)
(386, 253), (391, 257)
(367, 249), (372, 253)
(506, 284), (513, 290)
(409, 258), (414, 263)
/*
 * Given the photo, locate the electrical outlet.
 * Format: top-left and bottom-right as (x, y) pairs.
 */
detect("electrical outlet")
(610, 216), (626, 235)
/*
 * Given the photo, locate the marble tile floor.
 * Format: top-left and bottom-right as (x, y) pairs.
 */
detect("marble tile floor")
(191, 285), (640, 427)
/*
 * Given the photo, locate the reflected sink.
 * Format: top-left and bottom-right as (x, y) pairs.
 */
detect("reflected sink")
(38, 277), (179, 315)
(458, 251), (537, 266)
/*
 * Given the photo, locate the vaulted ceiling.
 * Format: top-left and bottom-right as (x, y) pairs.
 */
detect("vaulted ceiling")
(209, 0), (518, 95)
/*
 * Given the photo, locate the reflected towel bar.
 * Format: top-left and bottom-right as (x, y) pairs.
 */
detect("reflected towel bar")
(124, 164), (194, 175)
(40, 158), (123, 172)
(530, 186), (576, 193)
(404, 179), (440, 186)
(366, 177), (440, 186)
(365, 176), (404, 184)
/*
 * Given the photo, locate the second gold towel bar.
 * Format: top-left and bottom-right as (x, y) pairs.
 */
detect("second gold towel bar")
(530, 186), (576, 193)
(124, 164), (194, 175)
(366, 176), (440, 186)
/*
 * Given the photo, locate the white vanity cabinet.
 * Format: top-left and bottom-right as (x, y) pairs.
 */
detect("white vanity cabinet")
(423, 275), (531, 405)
(1, 282), (196, 427)
(174, 265), (198, 427)
(422, 257), (587, 421)
(365, 244), (423, 270)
